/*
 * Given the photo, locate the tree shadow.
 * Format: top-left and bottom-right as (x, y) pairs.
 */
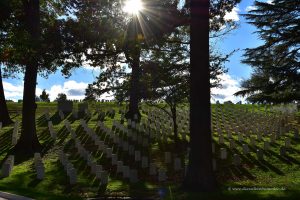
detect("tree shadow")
(267, 150), (293, 165)
(56, 126), (70, 145)
(50, 112), (71, 125)
(36, 114), (48, 127)
(260, 160), (284, 175)
(0, 129), (13, 155)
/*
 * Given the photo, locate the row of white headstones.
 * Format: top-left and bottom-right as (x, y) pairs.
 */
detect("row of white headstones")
(212, 129), (298, 169)
(212, 106), (293, 135)
(55, 121), (157, 184)
(1, 153), (44, 179)
(55, 118), (184, 184)
(144, 104), (297, 137)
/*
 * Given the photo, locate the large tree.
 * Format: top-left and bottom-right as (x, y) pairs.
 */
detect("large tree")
(0, 0), (13, 127)
(66, 0), (187, 121)
(183, 0), (216, 191)
(0, 66), (13, 126)
(0, 0), (76, 155)
(235, 0), (300, 103)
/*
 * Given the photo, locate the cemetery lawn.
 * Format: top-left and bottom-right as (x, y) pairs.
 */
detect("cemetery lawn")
(0, 102), (299, 200)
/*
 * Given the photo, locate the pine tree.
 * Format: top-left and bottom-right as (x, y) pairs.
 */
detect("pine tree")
(235, 0), (300, 103)
(39, 89), (50, 102)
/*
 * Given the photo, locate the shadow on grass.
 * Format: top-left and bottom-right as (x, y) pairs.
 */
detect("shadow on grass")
(50, 112), (71, 125)
(0, 129), (13, 156)
(165, 187), (300, 200)
(37, 115), (48, 127)
(0, 169), (83, 200)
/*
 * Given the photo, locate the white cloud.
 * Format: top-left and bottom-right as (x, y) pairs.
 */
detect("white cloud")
(224, 6), (240, 21)
(48, 80), (89, 101)
(266, 0), (274, 4)
(211, 74), (245, 103)
(3, 80), (114, 102)
(245, 5), (257, 12)
(3, 81), (43, 102)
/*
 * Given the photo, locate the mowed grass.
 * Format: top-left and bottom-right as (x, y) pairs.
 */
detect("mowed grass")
(0, 102), (299, 200)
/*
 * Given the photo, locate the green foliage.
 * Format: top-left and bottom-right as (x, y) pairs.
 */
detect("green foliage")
(55, 93), (67, 102)
(83, 0), (237, 102)
(235, 0), (300, 103)
(39, 89), (50, 102)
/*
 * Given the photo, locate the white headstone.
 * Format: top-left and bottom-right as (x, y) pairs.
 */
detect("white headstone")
(285, 138), (291, 148)
(237, 133), (243, 142)
(117, 161), (123, 173)
(36, 165), (45, 180)
(1, 155), (14, 177)
(95, 165), (103, 179)
(280, 146), (286, 156)
(264, 141), (270, 151)
(270, 134), (276, 143)
(256, 149), (264, 160)
(69, 168), (77, 185)
(106, 148), (112, 158)
(111, 154), (118, 165)
(220, 148), (227, 159)
(58, 101), (73, 113)
(243, 144), (249, 154)
(100, 170), (108, 185)
(219, 134), (224, 144)
(164, 152), (171, 164)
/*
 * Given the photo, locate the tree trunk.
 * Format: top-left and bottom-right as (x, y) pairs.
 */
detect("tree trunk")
(183, 0), (216, 191)
(13, 0), (42, 156)
(171, 105), (179, 146)
(125, 46), (141, 122)
(0, 67), (13, 126)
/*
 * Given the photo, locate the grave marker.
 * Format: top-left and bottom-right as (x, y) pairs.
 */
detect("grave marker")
(220, 148), (227, 159)
(164, 152), (171, 164)
(256, 149), (264, 160)
(243, 144), (249, 154)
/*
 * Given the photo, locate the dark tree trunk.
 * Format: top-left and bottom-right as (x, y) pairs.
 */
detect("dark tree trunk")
(0, 67), (13, 126)
(183, 0), (216, 191)
(125, 46), (141, 122)
(171, 105), (179, 145)
(13, 0), (42, 156)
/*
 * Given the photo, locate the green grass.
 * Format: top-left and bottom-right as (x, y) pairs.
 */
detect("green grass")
(0, 102), (299, 199)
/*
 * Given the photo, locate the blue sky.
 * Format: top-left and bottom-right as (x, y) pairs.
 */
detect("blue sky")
(2, 0), (269, 102)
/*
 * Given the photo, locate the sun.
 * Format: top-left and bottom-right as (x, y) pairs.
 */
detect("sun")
(123, 0), (143, 14)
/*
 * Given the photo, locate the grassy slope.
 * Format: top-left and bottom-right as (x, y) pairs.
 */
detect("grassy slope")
(0, 102), (299, 200)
